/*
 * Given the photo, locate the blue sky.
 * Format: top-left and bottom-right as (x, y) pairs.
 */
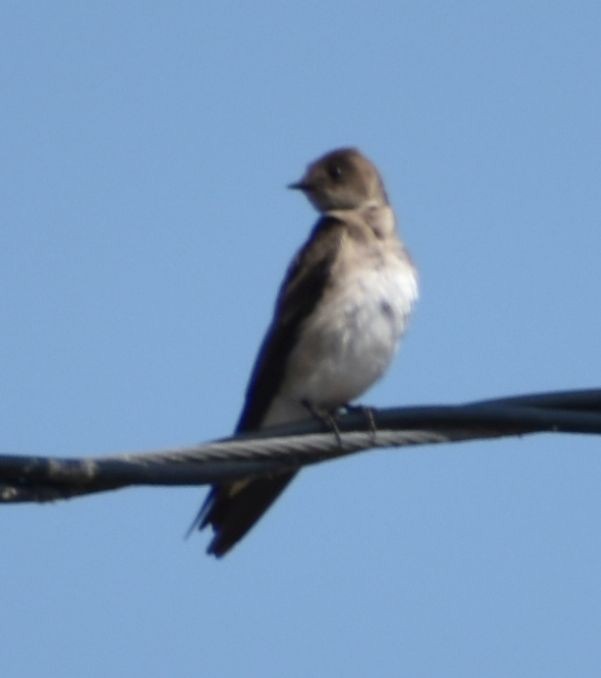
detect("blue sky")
(2, 2), (601, 676)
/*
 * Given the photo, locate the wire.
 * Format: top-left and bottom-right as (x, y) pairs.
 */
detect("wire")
(2, 388), (601, 503)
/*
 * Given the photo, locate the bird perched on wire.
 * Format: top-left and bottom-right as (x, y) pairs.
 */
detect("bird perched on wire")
(191, 147), (419, 556)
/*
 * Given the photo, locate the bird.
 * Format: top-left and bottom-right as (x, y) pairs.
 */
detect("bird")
(192, 147), (419, 557)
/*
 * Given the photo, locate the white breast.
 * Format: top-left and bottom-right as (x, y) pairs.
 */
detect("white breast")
(276, 252), (418, 416)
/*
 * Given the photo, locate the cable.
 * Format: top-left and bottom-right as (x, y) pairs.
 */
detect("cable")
(2, 388), (601, 503)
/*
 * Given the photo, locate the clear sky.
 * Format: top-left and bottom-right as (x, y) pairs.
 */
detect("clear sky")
(2, 2), (601, 677)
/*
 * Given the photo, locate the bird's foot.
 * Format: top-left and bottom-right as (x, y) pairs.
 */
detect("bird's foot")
(301, 400), (343, 449)
(342, 403), (377, 444)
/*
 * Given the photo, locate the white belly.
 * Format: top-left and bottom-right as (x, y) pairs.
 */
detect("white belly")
(269, 258), (418, 422)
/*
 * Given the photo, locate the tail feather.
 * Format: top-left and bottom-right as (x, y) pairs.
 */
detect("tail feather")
(196, 473), (296, 557)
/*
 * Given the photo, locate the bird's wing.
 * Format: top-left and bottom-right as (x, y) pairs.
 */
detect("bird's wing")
(196, 215), (346, 556)
(235, 214), (345, 431)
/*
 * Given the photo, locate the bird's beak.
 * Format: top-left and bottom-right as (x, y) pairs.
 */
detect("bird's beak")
(287, 180), (310, 191)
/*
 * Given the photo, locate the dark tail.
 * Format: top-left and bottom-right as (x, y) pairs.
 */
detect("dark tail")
(192, 473), (296, 557)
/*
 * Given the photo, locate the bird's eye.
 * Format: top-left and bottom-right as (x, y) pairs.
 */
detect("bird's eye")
(328, 164), (343, 181)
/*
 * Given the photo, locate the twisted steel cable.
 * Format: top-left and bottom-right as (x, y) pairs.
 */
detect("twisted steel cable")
(2, 388), (601, 503)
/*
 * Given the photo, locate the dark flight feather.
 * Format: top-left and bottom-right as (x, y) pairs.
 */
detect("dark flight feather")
(197, 216), (346, 556)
